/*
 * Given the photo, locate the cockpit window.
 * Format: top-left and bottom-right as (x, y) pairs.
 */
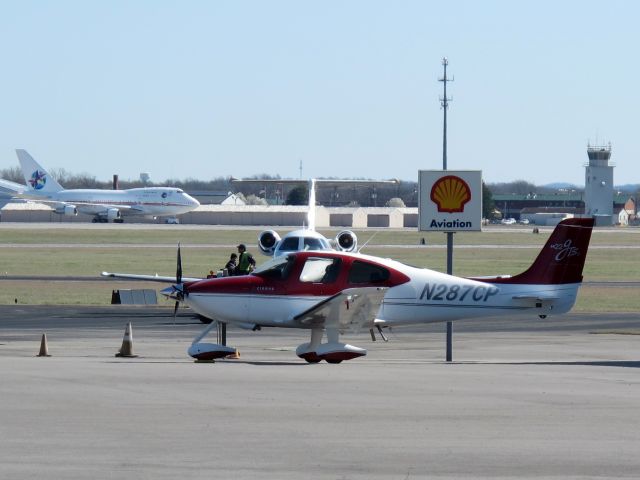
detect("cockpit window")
(279, 237), (299, 252)
(253, 255), (294, 280)
(303, 237), (327, 251)
(299, 257), (338, 283)
(348, 260), (390, 284)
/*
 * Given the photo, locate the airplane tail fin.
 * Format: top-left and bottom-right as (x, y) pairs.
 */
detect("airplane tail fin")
(307, 178), (316, 231)
(486, 218), (594, 285)
(16, 149), (64, 193)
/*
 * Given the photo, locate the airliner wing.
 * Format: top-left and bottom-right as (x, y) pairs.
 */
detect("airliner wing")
(293, 287), (387, 333)
(10, 196), (135, 211)
(0, 178), (27, 195)
(101, 272), (202, 283)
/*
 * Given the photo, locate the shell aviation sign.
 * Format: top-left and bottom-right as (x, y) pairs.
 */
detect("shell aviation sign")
(418, 170), (482, 232)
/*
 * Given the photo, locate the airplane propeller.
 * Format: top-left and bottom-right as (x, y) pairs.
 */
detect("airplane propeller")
(173, 243), (184, 325)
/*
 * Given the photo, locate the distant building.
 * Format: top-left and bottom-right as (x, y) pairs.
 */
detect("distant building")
(492, 192), (584, 220)
(188, 191), (246, 206)
(493, 191), (629, 225)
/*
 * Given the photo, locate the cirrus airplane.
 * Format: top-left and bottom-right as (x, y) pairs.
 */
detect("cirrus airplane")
(0, 150), (200, 222)
(143, 217), (593, 363)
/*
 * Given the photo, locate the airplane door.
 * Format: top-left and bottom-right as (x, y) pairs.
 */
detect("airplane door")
(298, 257), (342, 296)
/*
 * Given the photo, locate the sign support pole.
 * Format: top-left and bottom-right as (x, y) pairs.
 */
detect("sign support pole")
(440, 57), (454, 362)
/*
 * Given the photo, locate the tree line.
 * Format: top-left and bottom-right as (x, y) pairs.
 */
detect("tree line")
(2, 165), (636, 218)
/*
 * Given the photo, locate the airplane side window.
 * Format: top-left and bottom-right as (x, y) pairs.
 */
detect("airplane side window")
(348, 260), (390, 284)
(279, 237), (299, 252)
(299, 258), (334, 283)
(321, 259), (341, 283)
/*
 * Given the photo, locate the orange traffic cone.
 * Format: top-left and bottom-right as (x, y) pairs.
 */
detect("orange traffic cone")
(37, 333), (51, 357)
(115, 322), (138, 358)
(226, 349), (240, 359)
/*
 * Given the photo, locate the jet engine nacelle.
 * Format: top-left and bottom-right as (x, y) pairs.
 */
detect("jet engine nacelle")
(335, 230), (357, 252)
(258, 230), (281, 256)
(54, 205), (78, 216)
(106, 208), (121, 221)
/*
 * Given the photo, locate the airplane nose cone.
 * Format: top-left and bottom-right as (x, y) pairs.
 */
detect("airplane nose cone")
(160, 285), (179, 299)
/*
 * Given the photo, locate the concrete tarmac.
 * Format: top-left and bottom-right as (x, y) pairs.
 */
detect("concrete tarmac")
(1, 305), (640, 479)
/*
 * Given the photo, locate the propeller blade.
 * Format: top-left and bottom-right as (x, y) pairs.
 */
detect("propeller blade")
(173, 300), (179, 325)
(176, 243), (182, 284)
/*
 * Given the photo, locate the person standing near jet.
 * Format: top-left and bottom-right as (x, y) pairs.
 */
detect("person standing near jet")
(236, 244), (256, 275)
(224, 253), (238, 276)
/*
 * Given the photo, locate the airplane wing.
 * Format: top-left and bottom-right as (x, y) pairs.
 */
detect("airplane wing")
(34, 198), (135, 211)
(0, 178), (27, 195)
(101, 272), (203, 283)
(293, 287), (387, 333)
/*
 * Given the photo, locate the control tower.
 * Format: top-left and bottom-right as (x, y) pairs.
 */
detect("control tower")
(584, 143), (614, 226)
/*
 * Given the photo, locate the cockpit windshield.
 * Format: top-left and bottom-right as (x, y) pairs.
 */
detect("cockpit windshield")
(303, 237), (330, 251)
(278, 237), (300, 252)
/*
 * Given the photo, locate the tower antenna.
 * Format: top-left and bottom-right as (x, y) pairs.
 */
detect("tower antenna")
(439, 57), (453, 170)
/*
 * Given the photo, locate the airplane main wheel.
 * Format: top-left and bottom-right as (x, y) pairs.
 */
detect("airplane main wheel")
(325, 359), (343, 364)
(92, 218), (98, 223)
(304, 357), (321, 364)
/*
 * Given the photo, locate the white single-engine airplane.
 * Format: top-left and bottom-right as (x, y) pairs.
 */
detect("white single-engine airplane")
(0, 150), (200, 222)
(156, 217), (594, 363)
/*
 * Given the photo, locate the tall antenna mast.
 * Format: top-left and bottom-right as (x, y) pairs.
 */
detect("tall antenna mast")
(299, 159), (303, 179)
(439, 57), (453, 170)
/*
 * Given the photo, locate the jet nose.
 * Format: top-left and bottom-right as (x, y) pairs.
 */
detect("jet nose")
(188, 194), (200, 208)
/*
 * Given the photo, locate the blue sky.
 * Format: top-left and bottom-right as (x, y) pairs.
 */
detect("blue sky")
(1, 1), (638, 186)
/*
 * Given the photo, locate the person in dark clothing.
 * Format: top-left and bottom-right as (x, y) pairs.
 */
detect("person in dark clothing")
(236, 244), (256, 275)
(225, 253), (238, 276)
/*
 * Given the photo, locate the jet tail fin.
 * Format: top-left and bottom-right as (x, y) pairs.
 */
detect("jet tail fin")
(16, 149), (64, 193)
(307, 179), (316, 231)
(475, 218), (594, 285)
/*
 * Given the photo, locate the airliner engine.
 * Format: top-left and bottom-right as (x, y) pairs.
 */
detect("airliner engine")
(54, 205), (78, 216)
(335, 230), (357, 252)
(106, 208), (121, 221)
(258, 230), (281, 255)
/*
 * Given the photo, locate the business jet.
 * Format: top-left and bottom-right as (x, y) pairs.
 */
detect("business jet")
(0, 150), (200, 222)
(156, 217), (594, 363)
(255, 179), (360, 257)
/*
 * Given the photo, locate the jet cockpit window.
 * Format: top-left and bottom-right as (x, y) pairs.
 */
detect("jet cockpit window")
(348, 260), (390, 284)
(303, 237), (328, 251)
(299, 257), (336, 283)
(253, 255), (294, 280)
(279, 237), (300, 252)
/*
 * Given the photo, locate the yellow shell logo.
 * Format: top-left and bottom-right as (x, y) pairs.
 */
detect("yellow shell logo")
(430, 175), (471, 213)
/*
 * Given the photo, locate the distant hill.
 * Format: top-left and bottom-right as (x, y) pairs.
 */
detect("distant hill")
(543, 182), (580, 190)
(615, 184), (640, 193)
